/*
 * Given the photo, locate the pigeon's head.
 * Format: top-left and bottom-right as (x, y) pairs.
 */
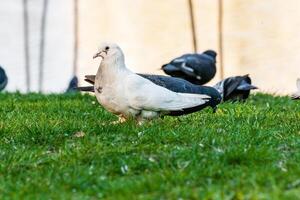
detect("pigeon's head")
(93, 43), (123, 60)
(203, 50), (217, 58)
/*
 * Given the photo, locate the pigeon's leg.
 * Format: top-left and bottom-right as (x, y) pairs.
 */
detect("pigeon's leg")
(136, 115), (147, 126)
(101, 115), (127, 125)
(136, 110), (160, 125)
(212, 106), (218, 113)
(141, 110), (159, 119)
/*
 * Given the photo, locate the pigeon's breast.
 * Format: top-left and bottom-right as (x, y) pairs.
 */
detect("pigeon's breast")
(95, 85), (124, 114)
(95, 82), (139, 117)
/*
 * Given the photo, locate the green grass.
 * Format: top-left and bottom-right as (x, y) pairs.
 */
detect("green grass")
(0, 92), (300, 199)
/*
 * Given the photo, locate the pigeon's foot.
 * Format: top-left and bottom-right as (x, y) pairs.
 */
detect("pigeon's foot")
(112, 116), (127, 125)
(101, 115), (127, 126)
(137, 120), (145, 126)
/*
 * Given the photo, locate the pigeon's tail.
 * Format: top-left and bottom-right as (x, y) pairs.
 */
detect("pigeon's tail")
(292, 79), (300, 100)
(85, 75), (96, 85)
(167, 93), (211, 116)
(161, 64), (179, 73)
(296, 78), (300, 89)
(77, 86), (95, 92)
(156, 92), (211, 112)
(291, 93), (300, 100)
(175, 93), (211, 109)
(237, 80), (258, 91)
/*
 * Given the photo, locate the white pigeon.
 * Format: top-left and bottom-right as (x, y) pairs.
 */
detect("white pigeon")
(291, 78), (300, 100)
(93, 43), (210, 124)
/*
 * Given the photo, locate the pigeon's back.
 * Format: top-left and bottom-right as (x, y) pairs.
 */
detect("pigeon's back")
(162, 51), (217, 85)
(171, 53), (215, 69)
(189, 54), (216, 76)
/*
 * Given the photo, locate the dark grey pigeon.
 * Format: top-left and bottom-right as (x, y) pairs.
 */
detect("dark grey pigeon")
(77, 74), (222, 114)
(291, 78), (300, 100)
(66, 76), (78, 93)
(0, 66), (8, 91)
(213, 74), (257, 102)
(161, 50), (217, 85)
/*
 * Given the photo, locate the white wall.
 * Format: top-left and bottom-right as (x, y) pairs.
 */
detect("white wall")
(1, 0), (299, 94)
(0, 0), (74, 93)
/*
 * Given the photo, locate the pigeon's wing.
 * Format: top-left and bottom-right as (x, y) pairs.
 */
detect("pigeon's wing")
(138, 74), (221, 113)
(223, 76), (245, 96)
(215, 75), (257, 101)
(138, 74), (167, 89)
(174, 55), (215, 81)
(225, 75), (255, 92)
(125, 74), (210, 111)
(171, 56), (198, 77)
(297, 78), (300, 90)
(214, 76), (244, 99)
(139, 74), (203, 93)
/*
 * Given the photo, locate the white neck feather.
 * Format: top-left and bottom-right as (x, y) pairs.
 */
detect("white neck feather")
(95, 53), (129, 87)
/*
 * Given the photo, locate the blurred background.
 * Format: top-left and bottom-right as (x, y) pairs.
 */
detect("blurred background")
(0, 0), (299, 94)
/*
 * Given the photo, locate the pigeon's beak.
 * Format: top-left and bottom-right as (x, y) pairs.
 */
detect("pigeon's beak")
(93, 51), (104, 59)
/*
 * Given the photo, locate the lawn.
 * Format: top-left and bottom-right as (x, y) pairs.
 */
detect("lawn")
(0, 93), (299, 199)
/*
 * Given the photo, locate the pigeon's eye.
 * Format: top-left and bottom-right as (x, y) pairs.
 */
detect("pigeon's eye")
(105, 46), (110, 51)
